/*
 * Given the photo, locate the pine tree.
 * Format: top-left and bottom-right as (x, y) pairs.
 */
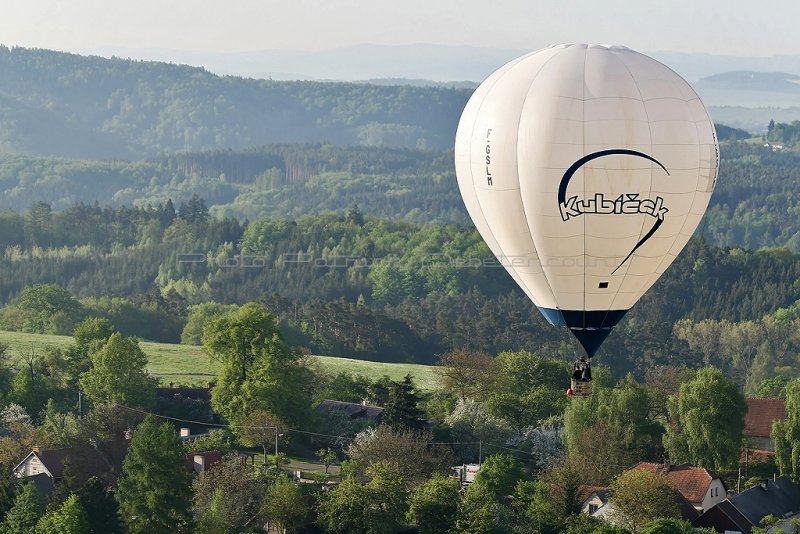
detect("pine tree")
(35, 493), (89, 533)
(1, 482), (45, 534)
(382, 374), (424, 430)
(115, 415), (193, 533)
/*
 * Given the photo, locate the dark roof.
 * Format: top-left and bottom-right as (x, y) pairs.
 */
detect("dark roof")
(731, 476), (800, 527)
(675, 490), (700, 522)
(693, 499), (753, 534)
(19, 447), (111, 479)
(315, 400), (384, 420)
(632, 462), (720, 504)
(745, 398), (785, 438)
(579, 486), (610, 504)
(24, 473), (55, 497)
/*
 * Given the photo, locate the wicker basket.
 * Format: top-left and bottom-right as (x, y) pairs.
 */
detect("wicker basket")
(570, 379), (593, 397)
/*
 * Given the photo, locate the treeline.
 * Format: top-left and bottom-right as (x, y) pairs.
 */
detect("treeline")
(0, 145), (465, 223)
(0, 46), (469, 158)
(2, 203), (800, 382)
(4, 140), (800, 249)
(766, 119), (800, 145)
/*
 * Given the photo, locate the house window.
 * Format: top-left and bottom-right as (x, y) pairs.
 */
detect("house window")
(588, 504), (598, 514)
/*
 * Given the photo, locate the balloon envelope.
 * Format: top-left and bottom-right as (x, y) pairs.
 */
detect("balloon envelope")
(454, 44), (718, 356)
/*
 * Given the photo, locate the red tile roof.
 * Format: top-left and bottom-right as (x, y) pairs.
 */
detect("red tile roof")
(632, 462), (719, 505)
(744, 398), (785, 438)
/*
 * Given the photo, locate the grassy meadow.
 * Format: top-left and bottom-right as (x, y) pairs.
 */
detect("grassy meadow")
(0, 330), (440, 390)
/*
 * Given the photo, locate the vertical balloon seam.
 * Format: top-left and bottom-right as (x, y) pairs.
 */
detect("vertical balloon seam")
(532, 45), (586, 326)
(582, 45), (588, 327)
(603, 49), (658, 321)
(652, 96), (716, 278)
(513, 47), (569, 314)
(465, 51), (544, 307)
(628, 52), (719, 280)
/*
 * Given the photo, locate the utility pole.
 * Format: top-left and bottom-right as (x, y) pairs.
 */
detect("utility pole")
(479, 440), (482, 466)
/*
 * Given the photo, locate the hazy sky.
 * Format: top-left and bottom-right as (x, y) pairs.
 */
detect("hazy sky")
(1, 0), (797, 56)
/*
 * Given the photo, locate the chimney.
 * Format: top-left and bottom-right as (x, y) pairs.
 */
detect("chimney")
(180, 428), (191, 437)
(32, 446), (41, 453)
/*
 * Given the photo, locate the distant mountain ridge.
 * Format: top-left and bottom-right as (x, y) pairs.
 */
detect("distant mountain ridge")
(1, 45), (797, 160)
(697, 71), (800, 93)
(0, 46), (470, 159)
(79, 43), (800, 85)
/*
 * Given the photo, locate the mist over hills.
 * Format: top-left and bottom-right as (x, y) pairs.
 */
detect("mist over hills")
(0, 46), (470, 159)
(81, 42), (800, 85)
(66, 43), (800, 134)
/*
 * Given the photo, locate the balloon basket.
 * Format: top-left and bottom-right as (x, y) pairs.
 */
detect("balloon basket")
(570, 378), (592, 397)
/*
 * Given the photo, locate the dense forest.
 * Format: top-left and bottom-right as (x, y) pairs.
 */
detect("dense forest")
(1, 200), (799, 394)
(2, 140), (800, 249)
(0, 46), (469, 158)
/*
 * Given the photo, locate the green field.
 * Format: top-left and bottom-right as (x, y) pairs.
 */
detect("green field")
(0, 330), (440, 390)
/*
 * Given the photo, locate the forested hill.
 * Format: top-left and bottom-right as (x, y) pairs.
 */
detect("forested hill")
(2, 141), (800, 251)
(0, 46), (470, 158)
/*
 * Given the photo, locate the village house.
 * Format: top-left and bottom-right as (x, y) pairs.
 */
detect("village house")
(582, 485), (699, 525)
(693, 476), (800, 533)
(13, 446), (114, 495)
(744, 398), (785, 452)
(631, 462), (727, 512)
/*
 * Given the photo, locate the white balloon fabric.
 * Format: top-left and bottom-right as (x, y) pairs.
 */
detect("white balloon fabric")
(454, 44), (718, 357)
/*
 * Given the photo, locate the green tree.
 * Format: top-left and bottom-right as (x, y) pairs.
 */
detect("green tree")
(436, 348), (496, 401)
(192, 455), (266, 533)
(203, 303), (313, 426)
(260, 477), (308, 534)
(315, 477), (372, 534)
(564, 375), (664, 483)
(35, 493), (90, 533)
(0, 464), (15, 524)
(772, 378), (800, 481)
(0, 482), (45, 534)
(346, 426), (453, 487)
(0, 284), (84, 334)
(73, 317), (116, 353)
(382, 374), (424, 429)
(317, 447), (337, 473)
(663, 367), (746, 469)
(609, 469), (681, 532)
(116, 415), (193, 533)
(180, 302), (238, 345)
(77, 477), (122, 534)
(486, 351), (568, 429)
(563, 513), (632, 533)
(195, 490), (229, 534)
(472, 454), (524, 500)
(453, 481), (510, 534)
(316, 462), (407, 534)
(79, 333), (157, 408)
(407, 475), (460, 534)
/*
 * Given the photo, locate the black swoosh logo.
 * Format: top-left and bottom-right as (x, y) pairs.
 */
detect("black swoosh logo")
(557, 149), (670, 274)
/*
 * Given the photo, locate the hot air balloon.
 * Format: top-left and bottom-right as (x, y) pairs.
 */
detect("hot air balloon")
(454, 44), (718, 394)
